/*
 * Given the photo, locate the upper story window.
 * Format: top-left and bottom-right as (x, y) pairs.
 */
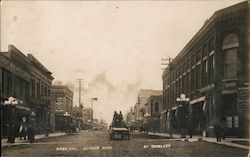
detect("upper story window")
(196, 50), (202, 62)
(222, 33), (239, 49)
(187, 59), (190, 71)
(202, 44), (208, 59)
(191, 54), (196, 66)
(209, 37), (214, 52)
(223, 33), (239, 79)
(183, 63), (186, 73)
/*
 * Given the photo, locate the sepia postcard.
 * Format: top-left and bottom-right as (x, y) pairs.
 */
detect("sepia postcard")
(1, 0), (250, 156)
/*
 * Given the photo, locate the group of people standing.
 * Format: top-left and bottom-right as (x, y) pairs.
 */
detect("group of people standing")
(112, 111), (124, 127)
(7, 116), (35, 143)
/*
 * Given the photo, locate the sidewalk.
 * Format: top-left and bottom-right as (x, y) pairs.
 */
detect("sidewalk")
(1, 132), (66, 147)
(148, 132), (250, 150)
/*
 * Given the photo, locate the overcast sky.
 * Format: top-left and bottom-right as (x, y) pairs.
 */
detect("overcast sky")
(1, 0), (243, 123)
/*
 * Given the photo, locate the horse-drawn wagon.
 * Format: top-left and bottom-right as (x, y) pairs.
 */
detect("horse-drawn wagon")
(109, 111), (129, 140)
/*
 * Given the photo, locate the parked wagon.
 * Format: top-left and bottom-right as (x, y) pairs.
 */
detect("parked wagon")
(110, 127), (129, 140)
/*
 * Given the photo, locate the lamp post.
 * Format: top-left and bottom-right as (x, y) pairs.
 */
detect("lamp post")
(4, 97), (19, 143)
(144, 112), (151, 133)
(63, 112), (70, 133)
(91, 98), (98, 130)
(176, 94), (190, 138)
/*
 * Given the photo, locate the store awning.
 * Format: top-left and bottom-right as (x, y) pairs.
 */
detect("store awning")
(160, 110), (168, 119)
(161, 110), (168, 115)
(190, 96), (205, 105)
(171, 106), (177, 110)
(16, 105), (31, 111)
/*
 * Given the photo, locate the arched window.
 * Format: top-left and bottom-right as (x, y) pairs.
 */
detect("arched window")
(223, 33), (239, 79)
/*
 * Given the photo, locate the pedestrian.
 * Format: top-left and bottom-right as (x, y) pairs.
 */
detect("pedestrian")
(221, 118), (227, 140)
(200, 112), (207, 137)
(45, 125), (50, 137)
(112, 111), (119, 127)
(118, 111), (123, 127)
(19, 117), (28, 140)
(187, 112), (194, 138)
(7, 123), (16, 143)
(28, 123), (35, 143)
(213, 119), (222, 142)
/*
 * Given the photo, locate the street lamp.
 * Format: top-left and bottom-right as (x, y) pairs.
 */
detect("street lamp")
(91, 98), (98, 130)
(4, 97), (20, 143)
(176, 94), (190, 104)
(4, 97), (19, 105)
(63, 112), (70, 133)
(144, 113), (151, 133)
(176, 94), (190, 138)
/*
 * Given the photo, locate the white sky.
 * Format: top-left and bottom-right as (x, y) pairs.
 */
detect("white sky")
(1, 0), (243, 123)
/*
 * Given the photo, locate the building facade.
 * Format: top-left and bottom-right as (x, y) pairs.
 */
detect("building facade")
(133, 89), (162, 130)
(162, 2), (250, 137)
(1, 45), (54, 136)
(27, 54), (54, 133)
(145, 95), (163, 132)
(51, 85), (73, 131)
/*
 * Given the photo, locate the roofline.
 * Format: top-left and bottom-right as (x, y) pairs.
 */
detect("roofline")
(163, 1), (248, 74)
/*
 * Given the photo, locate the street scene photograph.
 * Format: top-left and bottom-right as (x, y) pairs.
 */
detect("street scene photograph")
(1, 0), (250, 157)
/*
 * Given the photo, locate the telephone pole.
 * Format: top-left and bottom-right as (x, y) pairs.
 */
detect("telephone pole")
(161, 57), (173, 70)
(76, 79), (84, 107)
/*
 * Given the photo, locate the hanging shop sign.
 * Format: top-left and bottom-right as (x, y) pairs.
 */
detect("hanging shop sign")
(238, 87), (250, 110)
(55, 97), (64, 112)
(199, 83), (215, 93)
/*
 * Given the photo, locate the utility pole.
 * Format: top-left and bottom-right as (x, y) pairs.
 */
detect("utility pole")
(161, 57), (174, 70)
(76, 79), (84, 107)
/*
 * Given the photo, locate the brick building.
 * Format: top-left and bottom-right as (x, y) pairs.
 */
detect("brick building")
(162, 1), (250, 137)
(133, 89), (162, 130)
(145, 94), (163, 132)
(1, 45), (54, 136)
(50, 85), (73, 131)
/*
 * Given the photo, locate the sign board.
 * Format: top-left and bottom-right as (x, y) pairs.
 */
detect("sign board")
(55, 97), (64, 112)
(238, 87), (250, 110)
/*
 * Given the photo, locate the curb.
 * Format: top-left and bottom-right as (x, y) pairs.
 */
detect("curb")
(1, 133), (67, 148)
(148, 132), (250, 150)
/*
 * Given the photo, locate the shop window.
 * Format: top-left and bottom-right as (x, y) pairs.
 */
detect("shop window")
(227, 116), (232, 128)
(234, 116), (239, 128)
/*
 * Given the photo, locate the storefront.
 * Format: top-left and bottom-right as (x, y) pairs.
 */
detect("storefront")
(189, 96), (206, 134)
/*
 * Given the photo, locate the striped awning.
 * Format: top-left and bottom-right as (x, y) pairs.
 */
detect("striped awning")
(16, 105), (31, 111)
(190, 96), (205, 105)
